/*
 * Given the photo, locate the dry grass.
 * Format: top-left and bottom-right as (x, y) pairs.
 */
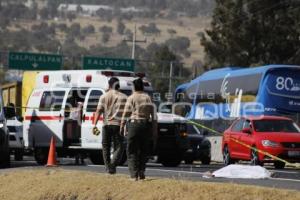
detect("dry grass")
(0, 169), (299, 200)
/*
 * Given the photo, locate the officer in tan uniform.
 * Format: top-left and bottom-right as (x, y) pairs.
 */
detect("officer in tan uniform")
(93, 77), (127, 174)
(121, 78), (157, 181)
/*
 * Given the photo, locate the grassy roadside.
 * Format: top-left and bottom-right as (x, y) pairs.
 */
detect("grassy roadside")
(0, 169), (299, 200)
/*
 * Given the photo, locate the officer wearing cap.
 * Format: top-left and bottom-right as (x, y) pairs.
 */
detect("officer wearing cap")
(93, 77), (127, 174)
(121, 78), (157, 181)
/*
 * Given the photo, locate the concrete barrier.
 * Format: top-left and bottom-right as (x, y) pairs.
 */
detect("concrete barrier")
(207, 136), (223, 162)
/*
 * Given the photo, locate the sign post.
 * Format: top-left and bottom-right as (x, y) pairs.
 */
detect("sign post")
(8, 52), (63, 70)
(82, 56), (135, 71)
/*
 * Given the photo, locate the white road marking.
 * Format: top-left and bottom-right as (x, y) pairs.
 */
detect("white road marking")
(270, 170), (299, 174)
(88, 164), (300, 182)
(87, 165), (209, 175)
(145, 168), (206, 175)
(269, 177), (300, 183)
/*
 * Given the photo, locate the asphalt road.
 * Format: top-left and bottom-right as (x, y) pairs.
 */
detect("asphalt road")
(6, 156), (300, 191)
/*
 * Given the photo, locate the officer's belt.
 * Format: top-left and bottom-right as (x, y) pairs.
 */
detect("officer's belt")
(129, 119), (151, 123)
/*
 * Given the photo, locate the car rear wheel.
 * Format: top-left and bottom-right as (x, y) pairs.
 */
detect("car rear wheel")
(159, 154), (182, 167)
(14, 149), (24, 161)
(201, 156), (211, 165)
(274, 161), (285, 169)
(223, 146), (234, 165)
(0, 140), (10, 168)
(250, 148), (262, 166)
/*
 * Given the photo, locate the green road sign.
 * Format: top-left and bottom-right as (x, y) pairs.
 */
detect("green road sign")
(8, 52), (63, 70)
(83, 56), (135, 71)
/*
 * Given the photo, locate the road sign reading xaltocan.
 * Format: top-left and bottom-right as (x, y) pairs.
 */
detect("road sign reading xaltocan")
(83, 56), (135, 71)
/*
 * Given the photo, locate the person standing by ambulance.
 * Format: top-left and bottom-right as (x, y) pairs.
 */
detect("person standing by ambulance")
(93, 77), (127, 174)
(121, 78), (157, 181)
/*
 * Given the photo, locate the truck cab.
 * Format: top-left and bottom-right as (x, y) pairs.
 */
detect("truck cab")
(0, 91), (10, 168)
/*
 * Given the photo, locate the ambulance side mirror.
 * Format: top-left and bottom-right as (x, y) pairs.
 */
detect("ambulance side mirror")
(4, 106), (16, 119)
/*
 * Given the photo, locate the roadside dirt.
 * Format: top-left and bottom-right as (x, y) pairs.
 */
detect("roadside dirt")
(0, 169), (299, 200)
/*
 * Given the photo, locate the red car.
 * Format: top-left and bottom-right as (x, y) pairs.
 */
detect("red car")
(222, 116), (300, 169)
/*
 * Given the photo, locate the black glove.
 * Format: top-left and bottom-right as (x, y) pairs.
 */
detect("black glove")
(93, 126), (101, 136)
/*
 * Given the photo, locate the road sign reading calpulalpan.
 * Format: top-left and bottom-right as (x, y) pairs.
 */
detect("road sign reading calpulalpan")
(83, 56), (135, 71)
(8, 52), (63, 70)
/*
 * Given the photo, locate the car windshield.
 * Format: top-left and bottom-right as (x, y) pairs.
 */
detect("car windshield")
(187, 124), (201, 134)
(253, 120), (300, 133)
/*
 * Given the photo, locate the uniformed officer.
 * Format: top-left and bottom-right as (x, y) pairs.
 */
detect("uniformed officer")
(121, 78), (157, 181)
(93, 77), (127, 174)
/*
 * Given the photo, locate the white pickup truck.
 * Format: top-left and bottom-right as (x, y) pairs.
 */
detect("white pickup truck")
(0, 96), (11, 168)
(7, 117), (24, 161)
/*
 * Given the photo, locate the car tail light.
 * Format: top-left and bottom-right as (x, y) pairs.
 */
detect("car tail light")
(86, 75), (92, 82)
(43, 75), (49, 83)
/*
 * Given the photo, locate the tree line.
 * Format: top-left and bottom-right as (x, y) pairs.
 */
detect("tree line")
(201, 0), (300, 68)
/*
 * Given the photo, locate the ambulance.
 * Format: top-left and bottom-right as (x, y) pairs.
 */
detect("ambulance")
(23, 70), (189, 166)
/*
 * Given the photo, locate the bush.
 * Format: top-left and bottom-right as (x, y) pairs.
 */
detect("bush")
(99, 25), (113, 33)
(117, 21), (126, 35)
(102, 33), (110, 43)
(82, 25), (95, 35)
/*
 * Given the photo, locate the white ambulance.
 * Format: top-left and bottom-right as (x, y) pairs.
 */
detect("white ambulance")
(23, 70), (154, 165)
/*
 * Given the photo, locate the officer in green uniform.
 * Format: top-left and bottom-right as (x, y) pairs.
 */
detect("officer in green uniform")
(121, 78), (157, 181)
(93, 77), (127, 174)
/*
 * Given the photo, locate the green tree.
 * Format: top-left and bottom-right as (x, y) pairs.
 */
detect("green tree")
(102, 33), (110, 43)
(147, 45), (190, 97)
(165, 36), (190, 57)
(117, 20), (126, 35)
(99, 25), (113, 33)
(201, 0), (300, 68)
(139, 23), (161, 36)
(68, 23), (81, 38)
(82, 24), (95, 35)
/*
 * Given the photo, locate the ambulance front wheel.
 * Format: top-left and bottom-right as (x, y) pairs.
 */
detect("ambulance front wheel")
(89, 150), (104, 165)
(34, 148), (48, 165)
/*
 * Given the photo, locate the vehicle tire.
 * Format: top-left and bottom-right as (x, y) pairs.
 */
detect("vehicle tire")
(184, 157), (194, 165)
(34, 148), (48, 165)
(274, 161), (285, 169)
(223, 145), (234, 165)
(201, 156), (211, 165)
(0, 144), (10, 168)
(0, 133), (10, 168)
(159, 154), (182, 167)
(89, 150), (104, 165)
(250, 148), (262, 166)
(14, 149), (24, 161)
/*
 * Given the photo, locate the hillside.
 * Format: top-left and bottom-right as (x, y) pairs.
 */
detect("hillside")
(9, 15), (210, 66)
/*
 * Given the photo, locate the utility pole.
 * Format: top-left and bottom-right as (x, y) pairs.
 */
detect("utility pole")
(168, 62), (173, 94)
(123, 24), (147, 59)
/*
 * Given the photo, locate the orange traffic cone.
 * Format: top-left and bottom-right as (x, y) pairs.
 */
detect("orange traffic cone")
(46, 136), (57, 167)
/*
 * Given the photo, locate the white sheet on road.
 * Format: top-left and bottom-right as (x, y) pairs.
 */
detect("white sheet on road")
(212, 164), (272, 179)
